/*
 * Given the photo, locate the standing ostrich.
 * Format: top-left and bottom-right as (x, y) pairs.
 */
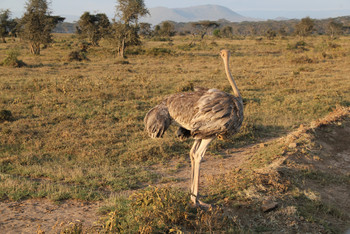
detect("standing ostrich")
(144, 50), (244, 206)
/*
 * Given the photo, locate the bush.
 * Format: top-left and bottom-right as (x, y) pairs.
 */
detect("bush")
(0, 109), (13, 122)
(1, 49), (26, 67)
(68, 50), (89, 62)
(146, 47), (172, 56)
(103, 186), (234, 233)
(287, 40), (309, 51)
(291, 55), (314, 64)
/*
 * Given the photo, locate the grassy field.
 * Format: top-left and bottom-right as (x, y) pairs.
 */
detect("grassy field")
(0, 34), (350, 232)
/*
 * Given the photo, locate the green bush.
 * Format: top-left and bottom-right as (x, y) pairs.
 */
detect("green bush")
(0, 109), (13, 122)
(103, 186), (234, 233)
(1, 49), (26, 67)
(146, 47), (172, 56)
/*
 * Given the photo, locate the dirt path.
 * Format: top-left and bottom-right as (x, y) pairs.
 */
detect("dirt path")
(152, 141), (259, 190)
(0, 199), (102, 233)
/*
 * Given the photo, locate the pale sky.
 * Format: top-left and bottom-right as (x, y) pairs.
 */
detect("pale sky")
(1, 0), (350, 21)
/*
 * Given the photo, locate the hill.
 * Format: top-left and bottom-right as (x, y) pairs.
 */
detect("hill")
(140, 4), (257, 25)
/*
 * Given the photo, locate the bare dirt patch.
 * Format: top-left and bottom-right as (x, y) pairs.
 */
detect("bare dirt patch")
(0, 199), (102, 233)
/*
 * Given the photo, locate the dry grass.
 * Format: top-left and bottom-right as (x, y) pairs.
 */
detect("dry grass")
(0, 34), (350, 232)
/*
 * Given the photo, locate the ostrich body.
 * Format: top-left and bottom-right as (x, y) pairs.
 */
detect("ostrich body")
(144, 50), (244, 205)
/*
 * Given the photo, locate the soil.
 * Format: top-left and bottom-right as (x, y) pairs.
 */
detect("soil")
(1, 112), (349, 233)
(0, 199), (102, 233)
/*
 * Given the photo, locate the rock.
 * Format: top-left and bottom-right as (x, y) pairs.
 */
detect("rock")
(288, 142), (297, 149)
(261, 200), (278, 212)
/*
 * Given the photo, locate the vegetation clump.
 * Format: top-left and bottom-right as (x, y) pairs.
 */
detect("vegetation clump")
(146, 47), (172, 56)
(1, 49), (26, 67)
(103, 186), (232, 233)
(287, 40), (309, 51)
(0, 109), (13, 122)
(68, 50), (89, 62)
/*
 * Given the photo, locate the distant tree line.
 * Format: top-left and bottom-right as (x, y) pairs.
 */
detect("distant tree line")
(1, 0), (350, 57)
(0, 0), (149, 57)
(58, 15), (349, 39)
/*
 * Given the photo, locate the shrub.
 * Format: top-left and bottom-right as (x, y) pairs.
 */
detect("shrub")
(68, 50), (89, 62)
(1, 49), (26, 67)
(292, 56), (314, 64)
(103, 186), (233, 233)
(146, 47), (172, 56)
(0, 109), (13, 122)
(103, 187), (190, 233)
(287, 40), (309, 51)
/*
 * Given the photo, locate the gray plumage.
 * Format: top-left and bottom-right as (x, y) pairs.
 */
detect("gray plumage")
(144, 49), (244, 206)
(145, 88), (243, 139)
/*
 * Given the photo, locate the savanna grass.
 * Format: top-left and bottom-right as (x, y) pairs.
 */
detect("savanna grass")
(0, 34), (349, 205)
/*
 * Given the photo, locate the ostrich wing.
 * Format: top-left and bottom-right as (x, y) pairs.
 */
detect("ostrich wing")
(190, 89), (243, 139)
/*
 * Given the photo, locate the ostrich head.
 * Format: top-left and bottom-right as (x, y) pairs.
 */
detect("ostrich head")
(220, 49), (230, 60)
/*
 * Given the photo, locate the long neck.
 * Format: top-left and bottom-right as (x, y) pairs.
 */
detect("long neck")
(223, 56), (241, 100)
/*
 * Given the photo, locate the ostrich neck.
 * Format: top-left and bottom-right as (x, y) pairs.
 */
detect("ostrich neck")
(223, 57), (241, 100)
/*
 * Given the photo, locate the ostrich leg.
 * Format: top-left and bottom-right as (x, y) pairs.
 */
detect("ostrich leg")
(190, 139), (201, 201)
(190, 138), (214, 205)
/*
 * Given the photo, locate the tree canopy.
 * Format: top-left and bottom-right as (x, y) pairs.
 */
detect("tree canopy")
(110, 0), (149, 58)
(19, 0), (64, 54)
(76, 12), (110, 46)
(0, 9), (17, 43)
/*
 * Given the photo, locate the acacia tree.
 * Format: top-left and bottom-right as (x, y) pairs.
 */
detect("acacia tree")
(19, 0), (63, 55)
(154, 21), (175, 37)
(191, 21), (219, 39)
(76, 12), (110, 46)
(326, 20), (343, 39)
(0, 9), (17, 43)
(139, 22), (152, 37)
(295, 17), (314, 37)
(110, 0), (149, 58)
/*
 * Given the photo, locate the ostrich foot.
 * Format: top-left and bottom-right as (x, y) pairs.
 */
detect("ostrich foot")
(191, 195), (213, 208)
(198, 200), (213, 209)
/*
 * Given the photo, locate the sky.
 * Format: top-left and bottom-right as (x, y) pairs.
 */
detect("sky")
(1, 0), (350, 21)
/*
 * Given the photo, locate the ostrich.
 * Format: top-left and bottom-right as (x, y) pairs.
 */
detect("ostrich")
(144, 50), (244, 206)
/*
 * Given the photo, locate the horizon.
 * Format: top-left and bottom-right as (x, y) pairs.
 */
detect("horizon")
(1, 0), (350, 23)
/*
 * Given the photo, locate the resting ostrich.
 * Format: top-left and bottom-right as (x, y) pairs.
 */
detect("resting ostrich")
(144, 50), (244, 206)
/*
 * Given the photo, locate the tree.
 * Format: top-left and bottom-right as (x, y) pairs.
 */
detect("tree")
(139, 22), (152, 37)
(266, 28), (277, 40)
(18, 0), (64, 55)
(156, 21), (175, 37)
(76, 12), (110, 46)
(326, 20), (343, 39)
(191, 21), (219, 39)
(0, 9), (17, 43)
(110, 0), (149, 58)
(295, 17), (314, 37)
(221, 26), (233, 38)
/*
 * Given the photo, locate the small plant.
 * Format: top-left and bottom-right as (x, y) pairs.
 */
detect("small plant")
(287, 40), (309, 51)
(103, 186), (232, 233)
(0, 109), (13, 122)
(68, 50), (89, 62)
(291, 55), (314, 64)
(146, 47), (172, 56)
(103, 187), (190, 233)
(1, 48), (26, 67)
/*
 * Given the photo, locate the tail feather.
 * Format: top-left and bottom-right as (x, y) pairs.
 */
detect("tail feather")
(144, 103), (172, 138)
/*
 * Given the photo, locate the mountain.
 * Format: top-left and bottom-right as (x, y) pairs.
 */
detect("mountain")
(140, 5), (257, 25)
